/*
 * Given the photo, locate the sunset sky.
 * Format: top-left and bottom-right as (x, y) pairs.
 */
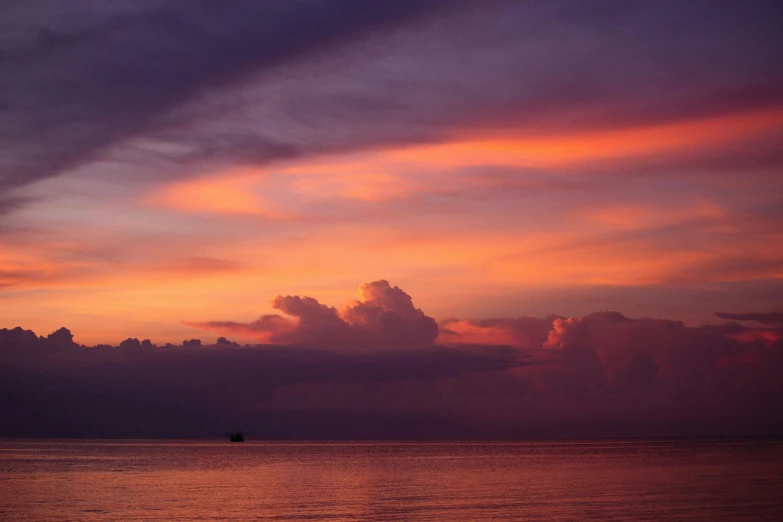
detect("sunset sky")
(2, 0), (783, 439)
(2, 0), (781, 346)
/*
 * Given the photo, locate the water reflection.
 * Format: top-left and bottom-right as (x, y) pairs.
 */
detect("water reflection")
(1, 440), (782, 520)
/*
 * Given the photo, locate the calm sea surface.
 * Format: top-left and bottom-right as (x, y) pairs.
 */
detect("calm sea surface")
(1, 439), (782, 521)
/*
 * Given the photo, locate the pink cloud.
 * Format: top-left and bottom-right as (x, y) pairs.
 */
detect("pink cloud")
(184, 280), (783, 397)
(438, 316), (555, 349)
(186, 280), (438, 350)
(4, 288), (783, 438)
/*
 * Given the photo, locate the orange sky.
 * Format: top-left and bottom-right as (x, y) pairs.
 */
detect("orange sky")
(2, 103), (782, 345)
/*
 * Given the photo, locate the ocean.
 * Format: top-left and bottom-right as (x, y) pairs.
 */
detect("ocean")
(1, 439), (781, 520)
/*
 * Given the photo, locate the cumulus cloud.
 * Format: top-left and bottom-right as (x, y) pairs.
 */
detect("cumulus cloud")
(341, 280), (439, 347)
(544, 317), (591, 350)
(184, 279), (783, 398)
(2, 313), (781, 439)
(186, 280), (438, 349)
(536, 311), (781, 394)
(3, 281), (783, 438)
(438, 308), (783, 396)
(540, 317), (605, 392)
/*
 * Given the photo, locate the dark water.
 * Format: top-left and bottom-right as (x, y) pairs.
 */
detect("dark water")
(1, 439), (782, 521)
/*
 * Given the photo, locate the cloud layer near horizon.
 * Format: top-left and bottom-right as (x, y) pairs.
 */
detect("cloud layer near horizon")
(164, 278), (783, 403)
(3, 280), (782, 439)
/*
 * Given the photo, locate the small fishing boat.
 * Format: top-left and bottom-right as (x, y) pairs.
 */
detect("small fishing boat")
(229, 430), (244, 442)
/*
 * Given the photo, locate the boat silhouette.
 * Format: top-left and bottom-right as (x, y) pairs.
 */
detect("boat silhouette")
(229, 430), (244, 442)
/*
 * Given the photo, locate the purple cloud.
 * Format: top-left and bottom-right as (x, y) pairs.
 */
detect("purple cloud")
(3, 0), (782, 213)
(186, 280), (438, 349)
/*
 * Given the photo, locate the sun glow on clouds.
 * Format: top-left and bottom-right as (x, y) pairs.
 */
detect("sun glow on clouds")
(4, 0), (783, 352)
(725, 330), (782, 347)
(144, 172), (288, 218)
(133, 105), (783, 292)
(381, 106), (783, 169)
(143, 105), (783, 218)
(586, 200), (726, 231)
(3, 103), (783, 343)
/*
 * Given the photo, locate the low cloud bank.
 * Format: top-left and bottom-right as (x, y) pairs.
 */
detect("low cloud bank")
(2, 281), (782, 439)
